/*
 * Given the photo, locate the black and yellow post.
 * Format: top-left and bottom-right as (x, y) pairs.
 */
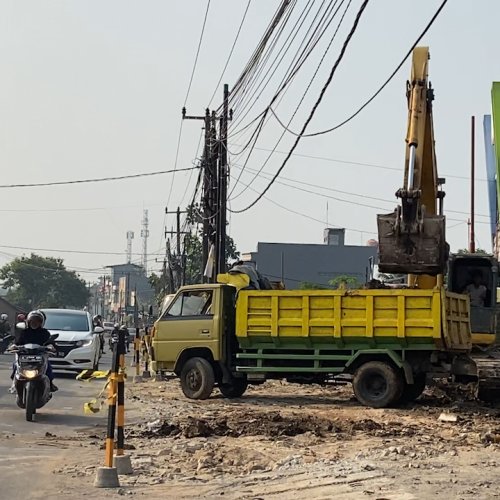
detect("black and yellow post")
(94, 330), (121, 488)
(133, 327), (142, 383)
(142, 326), (151, 379)
(114, 328), (133, 475)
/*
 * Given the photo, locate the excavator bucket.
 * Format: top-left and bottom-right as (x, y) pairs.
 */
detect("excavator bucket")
(377, 211), (447, 275)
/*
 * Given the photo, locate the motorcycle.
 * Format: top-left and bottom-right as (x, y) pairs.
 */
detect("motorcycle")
(0, 333), (13, 354)
(7, 333), (59, 422)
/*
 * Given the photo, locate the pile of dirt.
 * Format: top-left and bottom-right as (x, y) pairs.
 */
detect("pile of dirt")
(139, 410), (343, 439)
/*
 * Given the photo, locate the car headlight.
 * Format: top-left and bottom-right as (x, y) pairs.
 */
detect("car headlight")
(76, 338), (93, 347)
(21, 369), (39, 379)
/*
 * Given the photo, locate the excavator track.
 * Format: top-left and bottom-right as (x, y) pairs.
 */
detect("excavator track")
(473, 354), (500, 402)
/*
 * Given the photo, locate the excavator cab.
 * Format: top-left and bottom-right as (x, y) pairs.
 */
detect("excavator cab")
(447, 253), (499, 345)
(377, 46), (448, 277)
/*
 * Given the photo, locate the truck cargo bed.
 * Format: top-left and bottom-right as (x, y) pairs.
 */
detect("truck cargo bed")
(235, 288), (470, 352)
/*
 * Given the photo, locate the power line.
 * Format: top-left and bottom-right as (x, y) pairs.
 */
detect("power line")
(233, 163), (490, 219)
(0, 243), (166, 257)
(231, 0), (371, 213)
(234, 144), (491, 183)
(229, 0), (352, 200)
(231, 173), (375, 235)
(207, 0), (251, 107)
(184, 0), (211, 107)
(271, 0), (449, 138)
(0, 166), (198, 189)
(169, 0), (211, 209)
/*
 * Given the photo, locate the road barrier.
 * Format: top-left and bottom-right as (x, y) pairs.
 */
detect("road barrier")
(132, 327), (142, 383)
(141, 327), (151, 379)
(94, 328), (132, 487)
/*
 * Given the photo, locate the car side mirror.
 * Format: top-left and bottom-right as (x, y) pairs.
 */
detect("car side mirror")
(93, 326), (104, 334)
(16, 322), (26, 330)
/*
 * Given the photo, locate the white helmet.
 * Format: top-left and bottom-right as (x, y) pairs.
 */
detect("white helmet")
(0, 314), (7, 321)
(27, 310), (46, 327)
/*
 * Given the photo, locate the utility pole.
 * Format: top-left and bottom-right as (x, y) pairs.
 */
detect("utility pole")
(216, 84), (229, 276)
(182, 85), (231, 282)
(183, 107), (218, 282)
(165, 207), (190, 289)
(470, 115), (476, 253)
(141, 209), (149, 274)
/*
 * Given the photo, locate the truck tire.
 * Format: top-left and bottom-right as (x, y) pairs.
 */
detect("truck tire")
(180, 357), (215, 400)
(353, 361), (403, 408)
(220, 377), (248, 398)
(399, 374), (426, 403)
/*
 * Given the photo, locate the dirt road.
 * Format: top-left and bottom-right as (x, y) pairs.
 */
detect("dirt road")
(46, 378), (500, 499)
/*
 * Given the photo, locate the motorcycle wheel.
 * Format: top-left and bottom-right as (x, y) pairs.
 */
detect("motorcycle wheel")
(25, 382), (36, 422)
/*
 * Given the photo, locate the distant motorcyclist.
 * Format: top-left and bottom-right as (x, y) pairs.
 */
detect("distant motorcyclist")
(120, 325), (130, 353)
(0, 313), (11, 336)
(14, 313), (26, 344)
(93, 314), (105, 354)
(109, 323), (120, 350)
(13, 310), (58, 392)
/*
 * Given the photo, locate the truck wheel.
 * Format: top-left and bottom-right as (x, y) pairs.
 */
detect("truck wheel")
(220, 377), (248, 398)
(180, 357), (215, 400)
(353, 361), (403, 408)
(399, 374), (426, 403)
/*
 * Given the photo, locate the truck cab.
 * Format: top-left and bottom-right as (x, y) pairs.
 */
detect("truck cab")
(151, 284), (241, 397)
(447, 253), (499, 345)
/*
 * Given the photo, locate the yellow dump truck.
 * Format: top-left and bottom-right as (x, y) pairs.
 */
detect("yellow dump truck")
(150, 284), (471, 408)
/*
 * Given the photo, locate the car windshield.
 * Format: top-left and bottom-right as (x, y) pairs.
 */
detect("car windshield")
(43, 312), (89, 332)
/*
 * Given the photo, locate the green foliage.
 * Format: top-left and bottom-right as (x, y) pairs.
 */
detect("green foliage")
(150, 225), (240, 305)
(456, 248), (489, 255)
(298, 281), (328, 290)
(328, 275), (360, 289)
(0, 253), (89, 310)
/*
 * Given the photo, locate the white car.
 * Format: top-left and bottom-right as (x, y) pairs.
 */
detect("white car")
(42, 309), (103, 371)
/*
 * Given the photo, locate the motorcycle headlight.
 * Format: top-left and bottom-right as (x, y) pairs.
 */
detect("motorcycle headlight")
(21, 369), (39, 379)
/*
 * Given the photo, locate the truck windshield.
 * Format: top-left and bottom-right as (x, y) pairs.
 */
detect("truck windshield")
(166, 291), (212, 317)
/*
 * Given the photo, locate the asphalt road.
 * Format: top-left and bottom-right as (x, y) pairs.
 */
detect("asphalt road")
(0, 348), (121, 496)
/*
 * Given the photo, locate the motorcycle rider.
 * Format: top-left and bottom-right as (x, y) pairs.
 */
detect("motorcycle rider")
(109, 323), (120, 350)
(0, 313), (11, 353)
(93, 314), (105, 354)
(0, 313), (11, 336)
(14, 313), (26, 343)
(12, 310), (58, 392)
(120, 324), (130, 353)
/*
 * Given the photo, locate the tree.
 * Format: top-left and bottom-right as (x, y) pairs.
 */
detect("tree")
(457, 248), (489, 255)
(150, 231), (240, 306)
(329, 275), (360, 289)
(0, 253), (89, 310)
(182, 232), (239, 286)
(298, 281), (328, 290)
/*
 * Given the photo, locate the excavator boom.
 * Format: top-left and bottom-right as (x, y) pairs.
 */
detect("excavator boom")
(377, 47), (447, 278)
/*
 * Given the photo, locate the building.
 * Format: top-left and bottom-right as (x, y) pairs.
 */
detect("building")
(0, 296), (26, 326)
(105, 263), (155, 320)
(242, 228), (378, 290)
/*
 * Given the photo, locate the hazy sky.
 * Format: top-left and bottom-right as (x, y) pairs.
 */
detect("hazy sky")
(0, 1), (497, 281)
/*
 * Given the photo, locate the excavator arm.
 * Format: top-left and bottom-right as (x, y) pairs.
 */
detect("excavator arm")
(377, 47), (448, 284)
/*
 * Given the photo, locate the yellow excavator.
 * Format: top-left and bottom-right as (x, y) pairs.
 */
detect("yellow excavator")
(377, 46), (500, 400)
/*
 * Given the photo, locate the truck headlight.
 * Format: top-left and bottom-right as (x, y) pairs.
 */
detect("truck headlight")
(21, 369), (38, 379)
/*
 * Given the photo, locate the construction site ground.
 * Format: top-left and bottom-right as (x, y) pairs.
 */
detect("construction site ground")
(6, 377), (500, 499)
